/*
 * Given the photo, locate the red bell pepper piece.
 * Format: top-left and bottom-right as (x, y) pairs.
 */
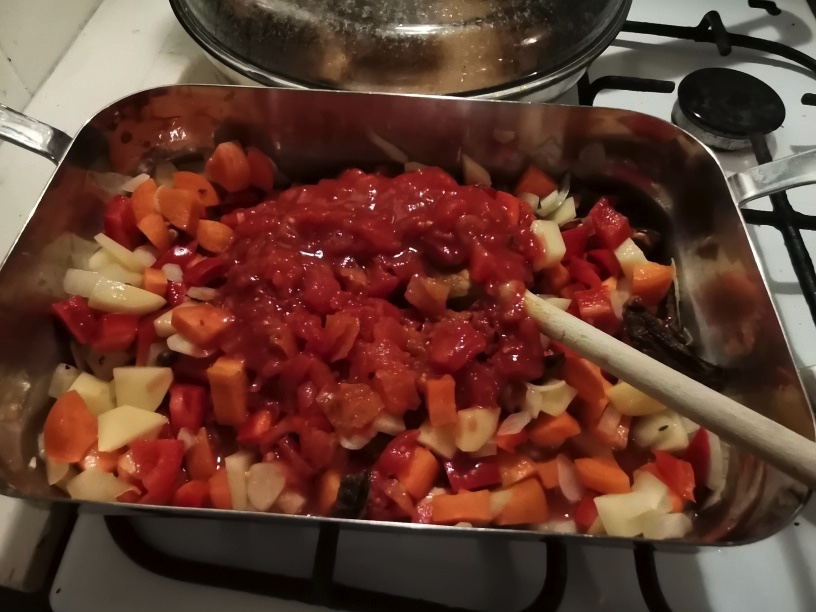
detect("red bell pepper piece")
(131, 439), (185, 505)
(569, 258), (603, 289)
(104, 194), (141, 250)
(166, 281), (188, 307)
(653, 451), (696, 502)
(443, 454), (502, 492)
(52, 296), (98, 345)
(91, 313), (139, 353)
(561, 225), (590, 260)
(586, 249), (621, 279)
(135, 310), (164, 366)
(376, 430), (420, 477)
(574, 493), (599, 532)
(300, 427), (338, 469)
(168, 384), (207, 435)
(587, 198), (631, 250)
(236, 409), (276, 446)
(428, 320), (487, 374)
(183, 256), (230, 286)
(684, 428), (711, 489)
(171, 480), (210, 508)
(573, 287), (619, 335)
(153, 241), (198, 269)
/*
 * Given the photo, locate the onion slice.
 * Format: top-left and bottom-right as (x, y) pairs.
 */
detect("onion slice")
(48, 363), (80, 399)
(556, 454), (584, 503)
(497, 411), (532, 437)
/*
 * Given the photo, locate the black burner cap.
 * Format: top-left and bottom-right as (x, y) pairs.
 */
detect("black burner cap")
(677, 68), (785, 137)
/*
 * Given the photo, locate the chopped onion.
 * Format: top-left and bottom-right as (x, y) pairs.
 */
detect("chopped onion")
(162, 264), (183, 283)
(88, 171), (137, 197)
(462, 154), (491, 186)
(246, 463), (286, 511)
(536, 173), (571, 218)
(146, 342), (166, 367)
(65, 468), (138, 502)
(48, 363), (80, 398)
(373, 412), (406, 435)
(133, 245), (158, 267)
(154, 161), (178, 187)
(545, 195), (577, 226)
(367, 131), (409, 163)
(225, 450), (252, 511)
(339, 429), (376, 450)
(497, 411), (532, 436)
(187, 286), (218, 301)
(167, 334), (215, 358)
(556, 454), (584, 503)
(120, 173), (151, 193)
(518, 192), (540, 210)
(63, 269), (101, 298)
(596, 405), (623, 438)
(490, 489), (512, 518)
(533, 520), (578, 534)
(177, 428), (196, 451)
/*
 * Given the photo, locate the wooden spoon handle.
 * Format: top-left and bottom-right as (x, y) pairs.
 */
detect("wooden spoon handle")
(525, 291), (816, 489)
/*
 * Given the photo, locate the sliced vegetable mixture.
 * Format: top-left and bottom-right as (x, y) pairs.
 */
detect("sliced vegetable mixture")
(44, 143), (727, 539)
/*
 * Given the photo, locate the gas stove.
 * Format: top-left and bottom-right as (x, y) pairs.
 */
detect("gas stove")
(2, 0), (816, 610)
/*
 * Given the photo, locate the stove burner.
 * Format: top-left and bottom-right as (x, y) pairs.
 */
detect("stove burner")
(672, 67), (785, 150)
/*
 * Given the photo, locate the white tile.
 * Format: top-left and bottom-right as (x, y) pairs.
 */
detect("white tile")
(0, 44), (31, 109)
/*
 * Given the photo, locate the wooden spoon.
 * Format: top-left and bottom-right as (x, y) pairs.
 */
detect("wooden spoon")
(524, 290), (816, 489)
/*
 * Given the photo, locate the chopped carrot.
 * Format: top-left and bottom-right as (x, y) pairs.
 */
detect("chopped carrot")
(528, 412), (581, 447)
(206, 141), (251, 192)
(631, 262), (674, 305)
(131, 178), (158, 221)
(208, 469), (232, 510)
(542, 262), (571, 293)
(588, 413), (630, 450)
(497, 451), (538, 487)
(318, 469), (342, 515)
(424, 375), (458, 427)
(514, 164), (558, 198)
(197, 220), (234, 254)
(172, 304), (235, 347)
(186, 428), (217, 481)
(143, 268), (168, 296)
(496, 430), (527, 452)
(207, 357), (249, 426)
(136, 212), (171, 251)
(494, 478), (550, 525)
(494, 191), (522, 225)
(173, 171), (219, 208)
(43, 390), (97, 464)
(431, 490), (492, 524)
(562, 357), (609, 422)
(536, 459), (560, 489)
(157, 187), (200, 234)
(574, 456), (631, 494)
(398, 446), (440, 499)
(246, 146), (276, 192)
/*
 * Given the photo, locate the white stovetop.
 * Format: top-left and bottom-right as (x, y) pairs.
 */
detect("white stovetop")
(3, 0), (816, 610)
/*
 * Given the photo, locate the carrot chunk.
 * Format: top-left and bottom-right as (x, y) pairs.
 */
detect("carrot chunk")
(172, 304), (235, 348)
(318, 469), (342, 515)
(131, 178), (158, 221)
(196, 220), (234, 254)
(424, 375), (458, 426)
(431, 490), (492, 524)
(43, 390), (97, 464)
(528, 412), (581, 447)
(206, 141), (251, 192)
(207, 357), (249, 426)
(398, 446), (440, 499)
(142, 268), (168, 296)
(246, 146), (276, 192)
(535, 459), (560, 489)
(494, 478), (550, 525)
(514, 165), (558, 198)
(173, 171), (219, 208)
(136, 212), (171, 251)
(497, 451), (538, 487)
(631, 262), (674, 305)
(208, 469), (232, 509)
(157, 187), (200, 234)
(574, 456), (631, 494)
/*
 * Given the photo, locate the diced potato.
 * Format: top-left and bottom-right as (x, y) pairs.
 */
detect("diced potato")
(88, 249), (116, 272)
(225, 450), (252, 511)
(275, 489), (307, 515)
(97, 264), (143, 286)
(545, 196), (577, 226)
(455, 407), (499, 453)
(594, 491), (656, 537)
(641, 512), (693, 540)
(63, 269), (102, 298)
(69, 372), (115, 416)
(631, 471), (673, 514)
(633, 411), (689, 452)
(113, 367), (173, 412)
(246, 462), (285, 511)
(607, 381), (667, 416)
(531, 220), (566, 270)
(523, 379), (577, 417)
(373, 412), (406, 435)
(418, 421), (457, 459)
(338, 429), (376, 450)
(88, 278), (166, 315)
(614, 238), (648, 279)
(65, 468), (136, 502)
(97, 406), (167, 452)
(94, 233), (145, 272)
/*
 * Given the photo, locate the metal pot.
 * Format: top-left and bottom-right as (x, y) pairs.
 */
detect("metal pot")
(169, 0), (631, 99)
(0, 86), (813, 547)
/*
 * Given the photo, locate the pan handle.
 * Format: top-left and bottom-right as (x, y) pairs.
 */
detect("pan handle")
(0, 103), (72, 164)
(728, 148), (816, 205)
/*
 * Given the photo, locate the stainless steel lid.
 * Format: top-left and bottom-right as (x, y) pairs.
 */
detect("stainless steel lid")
(170, 0), (631, 96)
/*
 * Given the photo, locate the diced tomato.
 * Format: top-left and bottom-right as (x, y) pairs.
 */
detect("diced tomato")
(573, 287), (619, 335)
(131, 439), (185, 505)
(569, 258), (602, 289)
(574, 493), (599, 532)
(494, 191), (523, 225)
(372, 370), (420, 415)
(587, 198), (631, 250)
(376, 430), (419, 477)
(456, 361), (500, 409)
(91, 313), (139, 353)
(52, 296), (98, 345)
(153, 241), (198, 269)
(428, 320), (487, 374)
(654, 450), (696, 502)
(168, 384), (206, 435)
(172, 480), (210, 508)
(683, 428), (711, 487)
(302, 265), (342, 315)
(443, 454), (502, 492)
(586, 249), (621, 279)
(561, 225), (590, 260)
(166, 281), (188, 307)
(183, 256), (230, 286)
(300, 427), (337, 469)
(104, 194), (142, 250)
(236, 409), (276, 446)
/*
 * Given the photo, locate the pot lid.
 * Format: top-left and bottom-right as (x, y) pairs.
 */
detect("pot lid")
(171, 0), (631, 95)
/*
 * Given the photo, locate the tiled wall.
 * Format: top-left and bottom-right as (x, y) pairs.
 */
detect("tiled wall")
(0, 0), (103, 109)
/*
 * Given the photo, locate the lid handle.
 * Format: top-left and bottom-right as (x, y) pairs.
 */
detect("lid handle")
(728, 148), (816, 205)
(0, 103), (71, 164)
